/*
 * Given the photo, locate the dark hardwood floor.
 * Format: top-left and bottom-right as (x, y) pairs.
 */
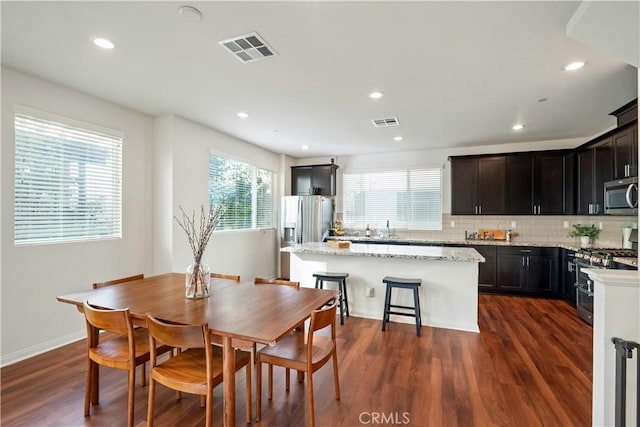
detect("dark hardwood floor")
(1, 295), (592, 426)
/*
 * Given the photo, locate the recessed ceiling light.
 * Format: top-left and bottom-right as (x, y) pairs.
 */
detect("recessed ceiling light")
(92, 38), (115, 49)
(178, 5), (202, 21)
(237, 112), (250, 119)
(512, 124), (525, 131)
(301, 145), (309, 150)
(393, 136), (403, 141)
(563, 61), (585, 71)
(369, 91), (384, 99)
(537, 98), (548, 103)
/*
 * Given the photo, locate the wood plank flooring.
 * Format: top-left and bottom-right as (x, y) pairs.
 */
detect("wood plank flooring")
(1, 294), (592, 426)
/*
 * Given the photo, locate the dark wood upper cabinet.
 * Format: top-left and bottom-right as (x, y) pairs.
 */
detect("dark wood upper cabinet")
(577, 138), (613, 215)
(451, 156), (506, 215)
(505, 151), (574, 215)
(612, 123), (638, 179)
(291, 164), (338, 196)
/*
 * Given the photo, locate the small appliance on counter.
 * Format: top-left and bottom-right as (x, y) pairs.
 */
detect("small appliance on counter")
(622, 227), (638, 250)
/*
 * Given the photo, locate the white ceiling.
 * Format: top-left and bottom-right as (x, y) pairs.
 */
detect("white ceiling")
(1, 1), (638, 158)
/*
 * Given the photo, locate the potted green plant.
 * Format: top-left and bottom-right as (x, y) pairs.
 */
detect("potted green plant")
(568, 224), (600, 248)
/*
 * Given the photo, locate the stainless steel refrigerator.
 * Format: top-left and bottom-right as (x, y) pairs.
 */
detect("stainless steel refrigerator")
(280, 195), (335, 278)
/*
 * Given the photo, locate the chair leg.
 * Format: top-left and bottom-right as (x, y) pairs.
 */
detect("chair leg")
(147, 377), (156, 427)
(256, 358), (262, 422)
(84, 358), (92, 416)
(245, 359), (252, 424)
(285, 368), (290, 391)
(200, 395), (206, 408)
(205, 384), (213, 427)
(268, 364), (273, 400)
(127, 367), (135, 427)
(307, 371), (315, 427)
(332, 351), (341, 400)
(91, 361), (99, 405)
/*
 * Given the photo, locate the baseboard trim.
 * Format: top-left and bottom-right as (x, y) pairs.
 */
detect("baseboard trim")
(0, 330), (85, 368)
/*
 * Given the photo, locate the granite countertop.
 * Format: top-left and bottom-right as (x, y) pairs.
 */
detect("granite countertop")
(326, 236), (638, 268)
(281, 242), (485, 263)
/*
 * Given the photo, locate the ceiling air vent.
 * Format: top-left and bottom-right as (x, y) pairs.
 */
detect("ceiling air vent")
(218, 32), (277, 64)
(372, 117), (400, 127)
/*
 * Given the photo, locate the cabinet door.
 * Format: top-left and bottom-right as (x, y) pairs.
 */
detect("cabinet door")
(525, 252), (557, 294)
(506, 154), (533, 214)
(536, 153), (568, 214)
(613, 128), (634, 179)
(291, 167), (312, 195)
(496, 249), (525, 290)
(576, 149), (593, 215)
(473, 245), (497, 290)
(477, 156), (506, 214)
(311, 165), (337, 196)
(451, 158), (478, 214)
(593, 139), (613, 214)
(561, 249), (577, 305)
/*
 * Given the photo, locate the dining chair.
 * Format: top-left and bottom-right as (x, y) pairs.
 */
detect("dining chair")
(256, 300), (340, 427)
(254, 277), (300, 288)
(91, 273), (149, 384)
(146, 314), (252, 427)
(210, 272), (241, 282)
(253, 276), (302, 376)
(82, 301), (171, 427)
(92, 273), (144, 289)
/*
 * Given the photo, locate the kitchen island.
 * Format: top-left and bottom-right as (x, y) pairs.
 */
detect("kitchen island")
(281, 242), (485, 333)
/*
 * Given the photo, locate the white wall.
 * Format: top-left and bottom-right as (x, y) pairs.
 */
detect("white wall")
(152, 115), (282, 281)
(0, 67), (154, 365)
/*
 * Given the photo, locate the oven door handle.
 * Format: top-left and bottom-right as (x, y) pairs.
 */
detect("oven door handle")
(575, 283), (594, 297)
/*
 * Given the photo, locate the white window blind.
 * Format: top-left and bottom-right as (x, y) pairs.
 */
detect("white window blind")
(14, 112), (123, 245)
(343, 168), (442, 230)
(208, 154), (274, 230)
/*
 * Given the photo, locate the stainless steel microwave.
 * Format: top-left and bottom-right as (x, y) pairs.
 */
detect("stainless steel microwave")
(604, 176), (638, 215)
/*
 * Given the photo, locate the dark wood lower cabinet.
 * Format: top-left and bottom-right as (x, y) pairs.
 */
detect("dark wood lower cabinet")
(473, 245), (497, 290)
(496, 246), (559, 295)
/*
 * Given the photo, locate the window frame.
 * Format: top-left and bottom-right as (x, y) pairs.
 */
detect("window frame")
(207, 151), (276, 232)
(342, 166), (443, 231)
(13, 106), (124, 246)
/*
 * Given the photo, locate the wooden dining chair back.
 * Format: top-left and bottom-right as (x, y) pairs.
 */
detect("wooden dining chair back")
(254, 277), (300, 288)
(92, 274), (144, 289)
(256, 300), (340, 427)
(146, 314), (252, 427)
(210, 272), (240, 282)
(83, 300), (169, 427)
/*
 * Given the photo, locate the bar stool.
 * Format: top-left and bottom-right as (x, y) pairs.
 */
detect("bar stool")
(313, 272), (349, 325)
(381, 276), (422, 336)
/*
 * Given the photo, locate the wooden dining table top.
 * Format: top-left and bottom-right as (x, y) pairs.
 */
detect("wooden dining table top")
(56, 272), (337, 345)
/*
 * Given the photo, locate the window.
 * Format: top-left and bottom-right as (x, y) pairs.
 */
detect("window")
(208, 154), (274, 231)
(343, 168), (442, 230)
(14, 111), (123, 245)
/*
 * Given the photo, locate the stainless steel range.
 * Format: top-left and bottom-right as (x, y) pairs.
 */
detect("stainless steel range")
(573, 248), (638, 325)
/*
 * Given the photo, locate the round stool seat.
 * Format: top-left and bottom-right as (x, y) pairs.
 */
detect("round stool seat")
(313, 272), (349, 280)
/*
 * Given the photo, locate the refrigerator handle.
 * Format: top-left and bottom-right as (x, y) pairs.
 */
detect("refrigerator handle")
(298, 199), (303, 243)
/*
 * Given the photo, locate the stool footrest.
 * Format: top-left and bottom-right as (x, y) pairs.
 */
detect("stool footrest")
(386, 310), (418, 317)
(388, 304), (417, 311)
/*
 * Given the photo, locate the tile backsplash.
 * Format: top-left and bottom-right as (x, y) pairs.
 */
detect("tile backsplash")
(390, 214), (639, 247)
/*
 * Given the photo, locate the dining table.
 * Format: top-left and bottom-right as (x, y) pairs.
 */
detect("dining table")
(56, 272), (338, 426)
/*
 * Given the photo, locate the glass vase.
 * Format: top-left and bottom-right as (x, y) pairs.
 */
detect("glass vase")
(185, 261), (210, 299)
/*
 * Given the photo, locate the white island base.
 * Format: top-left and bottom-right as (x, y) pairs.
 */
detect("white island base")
(287, 244), (481, 333)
